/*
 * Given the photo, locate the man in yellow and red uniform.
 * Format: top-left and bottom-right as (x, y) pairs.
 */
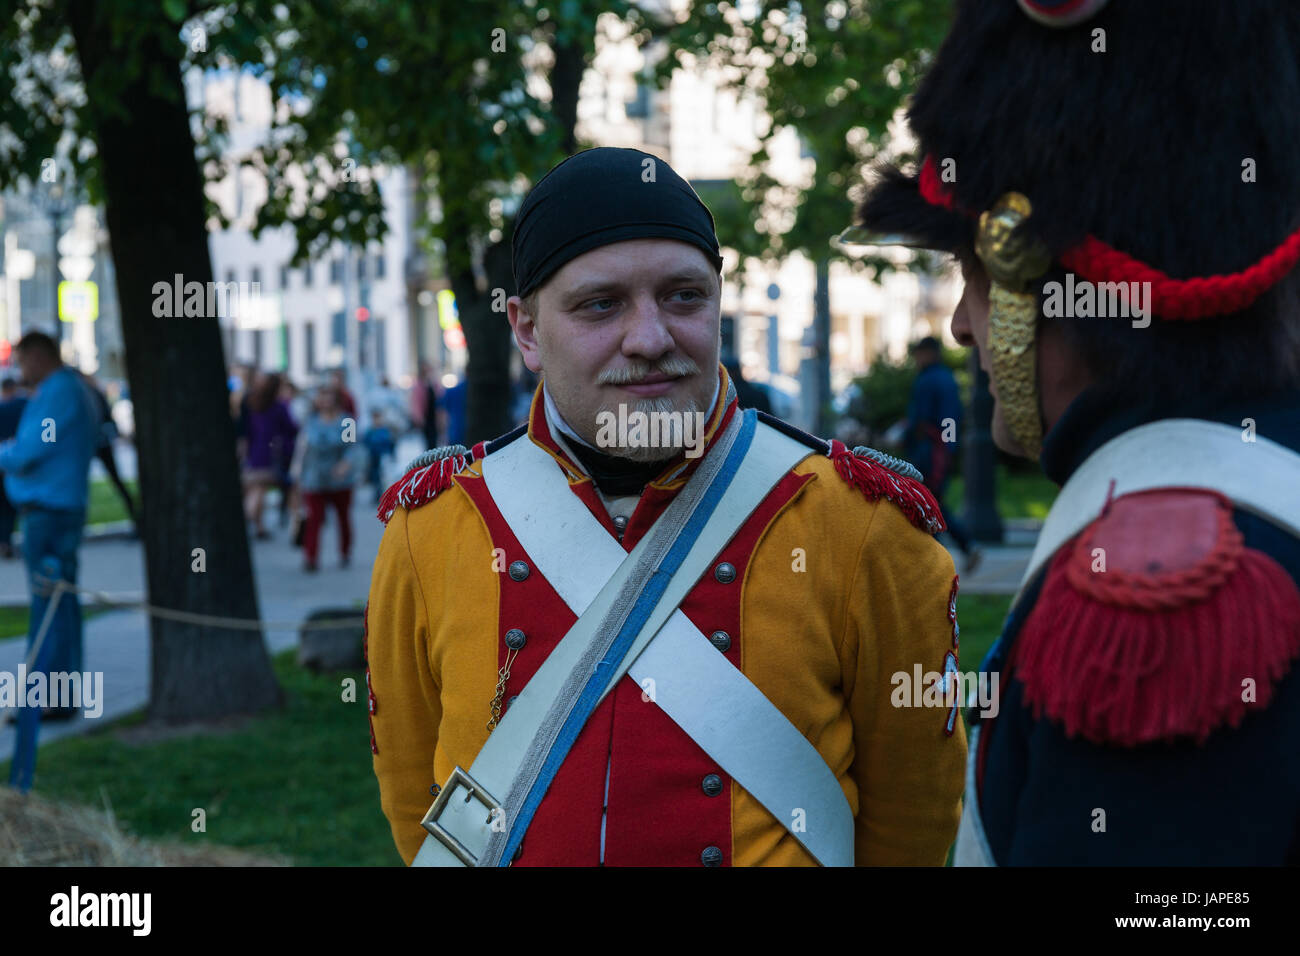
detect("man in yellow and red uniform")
(366, 146), (965, 866)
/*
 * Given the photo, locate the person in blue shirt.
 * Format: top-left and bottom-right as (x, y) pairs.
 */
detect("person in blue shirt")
(905, 336), (980, 572)
(441, 377), (467, 446)
(0, 331), (99, 720)
(362, 408), (395, 505)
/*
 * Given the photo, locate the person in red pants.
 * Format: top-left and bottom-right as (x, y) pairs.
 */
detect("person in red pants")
(296, 385), (363, 571)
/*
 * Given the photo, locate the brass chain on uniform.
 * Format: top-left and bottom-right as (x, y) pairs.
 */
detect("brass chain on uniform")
(975, 192), (1053, 460)
(487, 645), (521, 731)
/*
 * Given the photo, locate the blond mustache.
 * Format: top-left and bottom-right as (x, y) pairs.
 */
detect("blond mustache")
(597, 357), (701, 386)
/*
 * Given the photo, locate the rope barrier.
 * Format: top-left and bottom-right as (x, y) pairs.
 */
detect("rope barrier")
(24, 575), (365, 634)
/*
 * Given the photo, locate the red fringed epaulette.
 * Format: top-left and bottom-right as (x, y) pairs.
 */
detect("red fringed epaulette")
(1013, 488), (1300, 746)
(376, 443), (480, 525)
(827, 439), (946, 535)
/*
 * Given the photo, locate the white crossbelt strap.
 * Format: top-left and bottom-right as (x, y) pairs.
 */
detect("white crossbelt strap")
(413, 418), (855, 867)
(954, 418), (1300, 866)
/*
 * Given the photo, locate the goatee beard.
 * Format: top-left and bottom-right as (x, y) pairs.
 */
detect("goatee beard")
(601, 396), (704, 463)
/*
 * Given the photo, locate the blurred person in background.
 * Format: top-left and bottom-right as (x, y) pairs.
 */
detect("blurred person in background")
(439, 374), (467, 447)
(228, 361), (254, 421)
(0, 376), (28, 558)
(238, 371), (297, 540)
(0, 332), (98, 719)
(362, 408), (396, 505)
(277, 377), (305, 529)
(296, 385), (362, 572)
(904, 337), (980, 573)
(411, 359), (440, 449)
(330, 367), (358, 419)
(367, 375), (408, 433)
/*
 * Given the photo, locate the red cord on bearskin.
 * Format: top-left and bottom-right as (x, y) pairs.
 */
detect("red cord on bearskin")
(918, 154), (1300, 320)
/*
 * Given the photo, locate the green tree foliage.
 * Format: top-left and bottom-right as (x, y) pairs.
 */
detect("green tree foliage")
(654, 0), (954, 269)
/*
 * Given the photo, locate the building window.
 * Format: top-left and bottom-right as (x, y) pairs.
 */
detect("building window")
(225, 268), (237, 285)
(357, 255), (367, 281)
(279, 265), (290, 289)
(374, 252), (386, 279)
(303, 263), (313, 287)
(331, 311), (345, 347)
(250, 266), (262, 288)
(330, 258), (343, 284)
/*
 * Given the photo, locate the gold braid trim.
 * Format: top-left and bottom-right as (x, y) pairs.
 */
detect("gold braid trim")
(988, 284), (1043, 458)
(976, 192), (1052, 460)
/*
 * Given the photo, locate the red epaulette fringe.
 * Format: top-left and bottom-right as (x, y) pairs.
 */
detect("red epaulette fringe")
(827, 439), (946, 535)
(1013, 490), (1300, 746)
(376, 444), (480, 525)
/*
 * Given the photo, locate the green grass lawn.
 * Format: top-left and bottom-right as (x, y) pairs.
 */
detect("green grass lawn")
(2, 651), (399, 866)
(948, 465), (1058, 521)
(0, 605), (31, 640)
(955, 592), (1013, 678)
(0, 606), (109, 640)
(87, 477), (138, 527)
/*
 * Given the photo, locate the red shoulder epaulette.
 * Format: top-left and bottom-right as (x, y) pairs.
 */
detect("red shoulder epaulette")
(376, 441), (483, 525)
(827, 439), (946, 535)
(1013, 488), (1300, 746)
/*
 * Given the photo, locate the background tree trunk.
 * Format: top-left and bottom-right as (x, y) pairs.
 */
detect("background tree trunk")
(447, 35), (588, 443)
(449, 231), (517, 444)
(68, 2), (281, 722)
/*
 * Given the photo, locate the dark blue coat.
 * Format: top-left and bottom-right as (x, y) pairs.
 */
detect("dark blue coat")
(969, 387), (1300, 865)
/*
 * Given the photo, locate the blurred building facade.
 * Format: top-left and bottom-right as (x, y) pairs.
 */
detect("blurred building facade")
(195, 66), (420, 394)
(0, 187), (125, 381)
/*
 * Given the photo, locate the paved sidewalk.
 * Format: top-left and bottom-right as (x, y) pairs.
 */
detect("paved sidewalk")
(938, 517), (1037, 595)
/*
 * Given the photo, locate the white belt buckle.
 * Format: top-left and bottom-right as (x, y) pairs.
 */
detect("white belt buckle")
(420, 765), (502, 866)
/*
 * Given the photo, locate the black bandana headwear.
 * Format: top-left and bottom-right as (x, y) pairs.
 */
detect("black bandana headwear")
(512, 147), (725, 299)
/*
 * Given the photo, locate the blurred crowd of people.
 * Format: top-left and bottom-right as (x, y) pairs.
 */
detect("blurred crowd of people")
(227, 361), (467, 572)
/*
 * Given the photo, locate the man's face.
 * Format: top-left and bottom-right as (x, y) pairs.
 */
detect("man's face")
(507, 238), (722, 462)
(948, 256), (1030, 457)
